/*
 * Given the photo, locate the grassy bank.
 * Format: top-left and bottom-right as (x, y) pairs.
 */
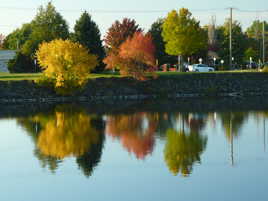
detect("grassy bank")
(0, 70), (262, 81)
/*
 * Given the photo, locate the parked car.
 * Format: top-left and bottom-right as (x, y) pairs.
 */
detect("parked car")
(188, 64), (215, 72)
(244, 62), (258, 69)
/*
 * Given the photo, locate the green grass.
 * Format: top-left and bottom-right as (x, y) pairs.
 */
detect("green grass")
(0, 69), (264, 81)
(0, 73), (42, 81)
(0, 72), (122, 81)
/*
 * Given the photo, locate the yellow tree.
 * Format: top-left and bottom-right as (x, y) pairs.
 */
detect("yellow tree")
(36, 39), (98, 94)
(162, 8), (207, 67)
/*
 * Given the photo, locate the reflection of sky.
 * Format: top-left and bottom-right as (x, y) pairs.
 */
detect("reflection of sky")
(0, 112), (268, 201)
(0, 0), (267, 35)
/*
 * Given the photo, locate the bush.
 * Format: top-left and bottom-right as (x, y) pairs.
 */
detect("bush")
(8, 51), (40, 73)
(262, 66), (268, 72)
(36, 39), (98, 95)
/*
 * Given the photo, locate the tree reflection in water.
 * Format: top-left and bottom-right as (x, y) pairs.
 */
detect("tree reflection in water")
(17, 107), (252, 178)
(17, 105), (105, 177)
(164, 129), (207, 177)
(219, 112), (248, 142)
(105, 113), (158, 159)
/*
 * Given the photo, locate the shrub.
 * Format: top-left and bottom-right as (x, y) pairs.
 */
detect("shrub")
(262, 66), (268, 72)
(36, 39), (98, 94)
(8, 51), (39, 73)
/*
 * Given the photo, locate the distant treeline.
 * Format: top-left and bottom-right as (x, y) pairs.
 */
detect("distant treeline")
(1, 2), (268, 73)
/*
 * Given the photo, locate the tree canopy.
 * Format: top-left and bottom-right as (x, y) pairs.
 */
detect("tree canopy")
(148, 18), (177, 65)
(104, 18), (142, 71)
(162, 8), (207, 57)
(21, 2), (69, 57)
(72, 11), (105, 72)
(36, 39), (98, 94)
(216, 20), (247, 67)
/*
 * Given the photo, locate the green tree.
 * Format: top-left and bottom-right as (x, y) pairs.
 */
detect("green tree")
(244, 47), (258, 62)
(162, 8), (207, 62)
(148, 18), (177, 65)
(72, 11), (105, 72)
(21, 2), (69, 56)
(217, 20), (247, 68)
(3, 23), (32, 50)
(246, 20), (268, 62)
(8, 2), (69, 73)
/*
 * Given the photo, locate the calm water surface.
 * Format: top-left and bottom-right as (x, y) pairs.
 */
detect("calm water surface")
(0, 103), (268, 201)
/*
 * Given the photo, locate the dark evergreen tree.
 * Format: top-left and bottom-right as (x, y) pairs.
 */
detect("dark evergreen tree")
(72, 11), (105, 72)
(148, 18), (176, 65)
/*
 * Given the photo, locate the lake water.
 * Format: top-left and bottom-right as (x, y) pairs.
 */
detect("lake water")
(1, 101), (268, 201)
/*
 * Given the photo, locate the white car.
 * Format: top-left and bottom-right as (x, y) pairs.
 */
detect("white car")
(188, 64), (215, 72)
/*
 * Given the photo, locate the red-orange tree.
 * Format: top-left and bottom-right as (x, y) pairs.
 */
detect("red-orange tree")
(118, 32), (156, 80)
(104, 18), (142, 71)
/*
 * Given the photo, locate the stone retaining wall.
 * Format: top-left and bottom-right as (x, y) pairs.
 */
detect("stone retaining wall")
(1, 72), (268, 103)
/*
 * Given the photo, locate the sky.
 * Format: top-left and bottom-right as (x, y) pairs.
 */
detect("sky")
(0, 0), (267, 37)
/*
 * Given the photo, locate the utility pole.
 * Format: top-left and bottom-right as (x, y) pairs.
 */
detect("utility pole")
(263, 21), (266, 64)
(229, 8), (233, 69)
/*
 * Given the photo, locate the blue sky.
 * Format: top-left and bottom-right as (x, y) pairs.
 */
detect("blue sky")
(0, 0), (267, 36)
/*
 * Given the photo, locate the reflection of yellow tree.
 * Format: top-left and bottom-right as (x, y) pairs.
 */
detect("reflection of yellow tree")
(164, 129), (207, 177)
(37, 106), (101, 159)
(106, 113), (158, 159)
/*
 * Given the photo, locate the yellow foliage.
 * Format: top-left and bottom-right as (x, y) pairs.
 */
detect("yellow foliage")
(36, 106), (102, 159)
(36, 39), (98, 94)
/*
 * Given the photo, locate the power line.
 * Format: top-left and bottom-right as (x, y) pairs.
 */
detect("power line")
(236, 9), (268, 13)
(0, 6), (225, 13)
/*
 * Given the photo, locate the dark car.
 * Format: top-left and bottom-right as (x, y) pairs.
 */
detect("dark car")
(244, 62), (258, 69)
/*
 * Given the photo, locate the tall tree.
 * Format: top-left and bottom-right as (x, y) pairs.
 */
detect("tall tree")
(104, 18), (142, 70)
(148, 18), (177, 65)
(8, 2), (69, 73)
(72, 11), (105, 72)
(162, 8), (207, 63)
(246, 20), (268, 62)
(21, 2), (69, 56)
(3, 23), (32, 50)
(216, 20), (247, 67)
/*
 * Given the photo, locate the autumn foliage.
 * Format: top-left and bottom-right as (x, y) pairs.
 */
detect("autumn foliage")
(104, 32), (156, 80)
(104, 18), (142, 53)
(36, 39), (98, 94)
(105, 113), (158, 159)
(35, 106), (103, 159)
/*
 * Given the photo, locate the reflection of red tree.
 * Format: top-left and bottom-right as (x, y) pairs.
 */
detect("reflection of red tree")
(105, 113), (157, 159)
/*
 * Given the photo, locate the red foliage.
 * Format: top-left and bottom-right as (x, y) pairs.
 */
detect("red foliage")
(105, 113), (157, 160)
(117, 32), (156, 80)
(104, 18), (142, 51)
(120, 32), (155, 66)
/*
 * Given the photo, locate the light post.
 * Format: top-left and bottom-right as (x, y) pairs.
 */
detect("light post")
(221, 60), (224, 69)
(250, 57), (252, 69)
(213, 57), (216, 67)
(34, 59), (37, 72)
(232, 57), (234, 69)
